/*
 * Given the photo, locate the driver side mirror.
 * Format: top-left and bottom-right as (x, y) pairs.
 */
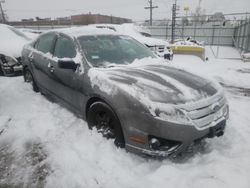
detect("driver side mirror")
(58, 59), (78, 71)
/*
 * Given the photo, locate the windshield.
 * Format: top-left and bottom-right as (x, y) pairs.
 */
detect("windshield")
(78, 35), (156, 67)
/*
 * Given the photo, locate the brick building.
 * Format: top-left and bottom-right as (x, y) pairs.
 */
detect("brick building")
(71, 14), (132, 25)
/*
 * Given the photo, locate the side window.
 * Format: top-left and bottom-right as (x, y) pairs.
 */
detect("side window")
(54, 36), (76, 59)
(35, 33), (55, 54)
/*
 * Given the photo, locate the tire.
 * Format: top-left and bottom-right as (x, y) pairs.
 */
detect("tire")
(87, 101), (125, 148)
(23, 68), (39, 92)
(0, 62), (6, 76)
(0, 65), (3, 76)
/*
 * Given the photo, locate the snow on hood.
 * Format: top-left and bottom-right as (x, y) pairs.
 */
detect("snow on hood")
(88, 57), (217, 115)
(0, 24), (31, 58)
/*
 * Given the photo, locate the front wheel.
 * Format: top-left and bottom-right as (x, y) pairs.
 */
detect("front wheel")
(24, 68), (39, 92)
(87, 101), (125, 148)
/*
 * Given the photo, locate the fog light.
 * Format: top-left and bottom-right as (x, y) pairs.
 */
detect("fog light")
(149, 138), (161, 150)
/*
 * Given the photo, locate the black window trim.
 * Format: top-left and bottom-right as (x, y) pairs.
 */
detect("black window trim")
(34, 32), (57, 55)
(52, 33), (77, 59)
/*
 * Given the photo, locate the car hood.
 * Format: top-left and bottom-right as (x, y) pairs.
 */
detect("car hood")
(135, 36), (170, 47)
(0, 24), (30, 57)
(89, 62), (218, 105)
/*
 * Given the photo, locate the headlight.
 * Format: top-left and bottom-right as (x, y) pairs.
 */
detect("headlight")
(4, 56), (18, 66)
(155, 107), (193, 125)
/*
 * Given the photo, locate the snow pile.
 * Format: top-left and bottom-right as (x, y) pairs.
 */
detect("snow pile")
(242, 53), (250, 59)
(1, 73), (250, 187)
(0, 24), (30, 57)
(242, 53), (250, 62)
(171, 48), (250, 89)
(174, 38), (204, 47)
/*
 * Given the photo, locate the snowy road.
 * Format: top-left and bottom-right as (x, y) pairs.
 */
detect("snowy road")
(1, 50), (250, 188)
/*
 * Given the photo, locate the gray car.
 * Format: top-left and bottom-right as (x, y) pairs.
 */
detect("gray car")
(21, 27), (229, 158)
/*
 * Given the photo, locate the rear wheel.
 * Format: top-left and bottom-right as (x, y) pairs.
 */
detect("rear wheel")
(0, 61), (7, 76)
(87, 101), (125, 148)
(0, 65), (3, 76)
(24, 68), (39, 92)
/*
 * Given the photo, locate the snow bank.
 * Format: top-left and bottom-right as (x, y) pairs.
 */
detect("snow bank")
(171, 48), (250, 89)
(0, 74), (250, 188)
(243, 53), (250, 58)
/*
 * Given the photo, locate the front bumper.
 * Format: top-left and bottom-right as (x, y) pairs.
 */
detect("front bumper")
(1, 64), (23, 76)
(157, 51), (173, 61)
(118, 95), (229, 158)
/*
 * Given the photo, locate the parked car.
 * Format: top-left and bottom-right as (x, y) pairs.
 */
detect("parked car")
(22, 27), (229, 158)
(0, 24), (31, 76)
(94, 23), (173, 60)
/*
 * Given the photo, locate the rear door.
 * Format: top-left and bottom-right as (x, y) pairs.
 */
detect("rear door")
(31, 33), (57, 92)
(49, 34), (84, 112)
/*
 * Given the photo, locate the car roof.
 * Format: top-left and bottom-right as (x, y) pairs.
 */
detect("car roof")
(51, 25), (119, 38)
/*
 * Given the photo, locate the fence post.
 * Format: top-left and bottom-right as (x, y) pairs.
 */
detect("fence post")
(246, 19), (250, 52)
(181, 22), (184, 39)
(193, 22), (197, 39)
(241, 18), (248, 51)
(233, 25), (238, 47)
(237, 20), (243, 50)
(211, 25), (215, 45)
(166, 23), (168, 40)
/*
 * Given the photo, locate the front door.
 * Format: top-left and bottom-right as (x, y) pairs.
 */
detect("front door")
(31, 33), (57, 92)
(49, 34), (85, 112)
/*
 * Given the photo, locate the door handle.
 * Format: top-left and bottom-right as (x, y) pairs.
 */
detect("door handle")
(28, 54), (34, 62)
(48, 63), (54, 73)
(50, 66), (54, 73)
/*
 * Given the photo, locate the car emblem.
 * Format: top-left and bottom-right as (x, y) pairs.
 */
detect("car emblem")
(211, 104), (220, 112)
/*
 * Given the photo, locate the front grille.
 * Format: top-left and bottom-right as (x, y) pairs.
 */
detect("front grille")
(179, 95), (228, 129)
(156, 46), (165, 53)
(148, 45), (166, 53)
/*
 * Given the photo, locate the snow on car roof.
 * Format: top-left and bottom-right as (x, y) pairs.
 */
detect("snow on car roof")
(52, 26), (119, 38)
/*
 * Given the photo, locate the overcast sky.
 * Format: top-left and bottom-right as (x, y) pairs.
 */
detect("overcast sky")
(3, 0), (250, 21)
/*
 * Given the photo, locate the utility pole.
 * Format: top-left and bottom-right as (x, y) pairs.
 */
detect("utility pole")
(144, 0), (158, 26)
(0, 0), (6, 24)
(171, 0), (178, 43)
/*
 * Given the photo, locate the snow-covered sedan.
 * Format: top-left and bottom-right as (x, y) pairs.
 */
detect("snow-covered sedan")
(22, 27), (229, 158)
(94, 23), (173, 60)
(0, 24), (31, 76)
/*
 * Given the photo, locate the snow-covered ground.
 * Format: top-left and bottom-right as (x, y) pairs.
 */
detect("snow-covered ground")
(0, 47), (250, 188)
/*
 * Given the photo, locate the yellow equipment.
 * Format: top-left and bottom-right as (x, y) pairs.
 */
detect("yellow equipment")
(172, 45), (206, 61)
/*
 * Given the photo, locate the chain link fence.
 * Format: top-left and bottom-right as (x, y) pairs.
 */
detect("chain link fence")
(147, 18), (250, 53)
(233, 18), (250, 52)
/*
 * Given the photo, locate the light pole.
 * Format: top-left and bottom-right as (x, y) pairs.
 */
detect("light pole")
(0, 0), (6, 23)
(171, 0), (178, 43)
(145, 0), (158, 26)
